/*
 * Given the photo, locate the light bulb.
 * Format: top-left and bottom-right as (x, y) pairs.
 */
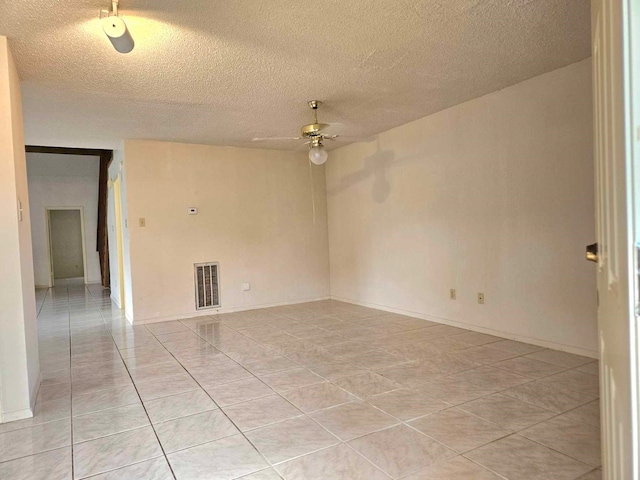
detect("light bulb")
(309, 144), (328, 165)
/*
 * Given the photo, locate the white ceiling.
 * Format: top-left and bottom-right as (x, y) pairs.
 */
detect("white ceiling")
(1, 0), (591, 150)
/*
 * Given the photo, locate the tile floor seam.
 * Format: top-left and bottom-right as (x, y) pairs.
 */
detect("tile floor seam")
(73, 451), (166, 480)
(452, 453), (512, 480)
(562, 400), (601, 422)
(459, 433), (594, 479)
(78, 457), (170, 480)
(152, 431), (241, 457)
(229, 411), (308, 434)
(257, 442), (342, 468)
(499, 387), (597, 413)
(62, 286), (76, 480)
(341, 442), (396, 479)
(453, 389), (597, 434)
(360, 397), (444, 432)
(0, 435), (70, 465)
(70, 424), (149, 447)
(401, 415), (512, 456)
(73, 392), (136, 418)
(512, 431), (602, 469)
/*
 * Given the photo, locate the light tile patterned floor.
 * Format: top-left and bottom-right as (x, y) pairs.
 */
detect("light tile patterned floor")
(0, 282), (602, 479)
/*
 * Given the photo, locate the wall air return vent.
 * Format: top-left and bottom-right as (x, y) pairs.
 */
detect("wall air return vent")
(194, 262), (220, 310)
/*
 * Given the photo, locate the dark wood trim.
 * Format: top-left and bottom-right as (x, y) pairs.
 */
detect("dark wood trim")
(97, 151), (112, 288)
(26, 145), (111, 157)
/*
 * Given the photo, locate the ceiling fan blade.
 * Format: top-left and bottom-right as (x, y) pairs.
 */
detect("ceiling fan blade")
(295, 141), (312, 151)
(252, 136), (302, 141)
(329, 135), (376, 142)
(319, 122), (345, 133)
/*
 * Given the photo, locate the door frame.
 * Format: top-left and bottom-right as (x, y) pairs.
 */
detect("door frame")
(111, 176), (125, 310)
(45, 206), (88, 286)
(628, 0), (640, 471)
(593, 0), (640, 476)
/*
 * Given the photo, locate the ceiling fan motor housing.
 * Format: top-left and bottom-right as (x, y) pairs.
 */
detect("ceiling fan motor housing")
(301, 123), (329, 137)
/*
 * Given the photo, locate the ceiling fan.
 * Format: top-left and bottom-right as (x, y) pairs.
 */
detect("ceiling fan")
(252, 100), (341, 165)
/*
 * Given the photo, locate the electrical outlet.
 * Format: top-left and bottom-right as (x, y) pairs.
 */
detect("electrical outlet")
(139, 217), (146, 227)
(450, 289), (456, 300)
(477, 293), (485, 304)
(242, 282), (251, 291)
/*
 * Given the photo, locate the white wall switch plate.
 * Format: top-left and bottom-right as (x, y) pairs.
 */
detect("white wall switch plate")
(242, 282), (250, 291)
(188, 207), (198, 215)
(478, 293), (485, 304)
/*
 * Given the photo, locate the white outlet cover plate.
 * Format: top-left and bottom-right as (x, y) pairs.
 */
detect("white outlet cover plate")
(242, 283), (250, 291)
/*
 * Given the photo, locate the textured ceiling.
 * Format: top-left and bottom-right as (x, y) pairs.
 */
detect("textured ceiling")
(0, 0), (591, 150)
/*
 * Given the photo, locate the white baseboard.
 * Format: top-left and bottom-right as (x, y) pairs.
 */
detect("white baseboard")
(134, 295), (332, 325)
(110, 294), (122, 309)
(330, 295), (599, 359)
(0, 407), (34, 424)
(0, 370), (39, 424)
(30, 371), (42, 411)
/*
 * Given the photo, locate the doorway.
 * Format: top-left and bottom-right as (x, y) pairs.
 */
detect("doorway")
(46, 207), (87, 286)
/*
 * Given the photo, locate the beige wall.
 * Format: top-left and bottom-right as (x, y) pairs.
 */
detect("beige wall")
(327, 59), (597, 356)
(27, 153), (101, 286)
(0, 36), (39, 422)
(123, 140), (330, 322)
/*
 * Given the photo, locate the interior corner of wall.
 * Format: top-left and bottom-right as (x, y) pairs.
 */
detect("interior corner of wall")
(125, 309), (134, 325)
(29, 370), (41, 411)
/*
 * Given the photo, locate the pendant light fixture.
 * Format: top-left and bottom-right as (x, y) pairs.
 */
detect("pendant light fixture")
(101, 0), (134, 53)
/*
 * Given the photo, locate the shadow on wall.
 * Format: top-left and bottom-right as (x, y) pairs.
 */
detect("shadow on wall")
(327, 140), (422, 203)
(327, 147), (394, 203)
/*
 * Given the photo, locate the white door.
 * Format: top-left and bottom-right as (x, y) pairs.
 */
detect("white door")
(592, 0), (639, 478)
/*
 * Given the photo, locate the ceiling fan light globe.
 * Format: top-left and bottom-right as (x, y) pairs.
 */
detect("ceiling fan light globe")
(309, 145), (328, 165)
